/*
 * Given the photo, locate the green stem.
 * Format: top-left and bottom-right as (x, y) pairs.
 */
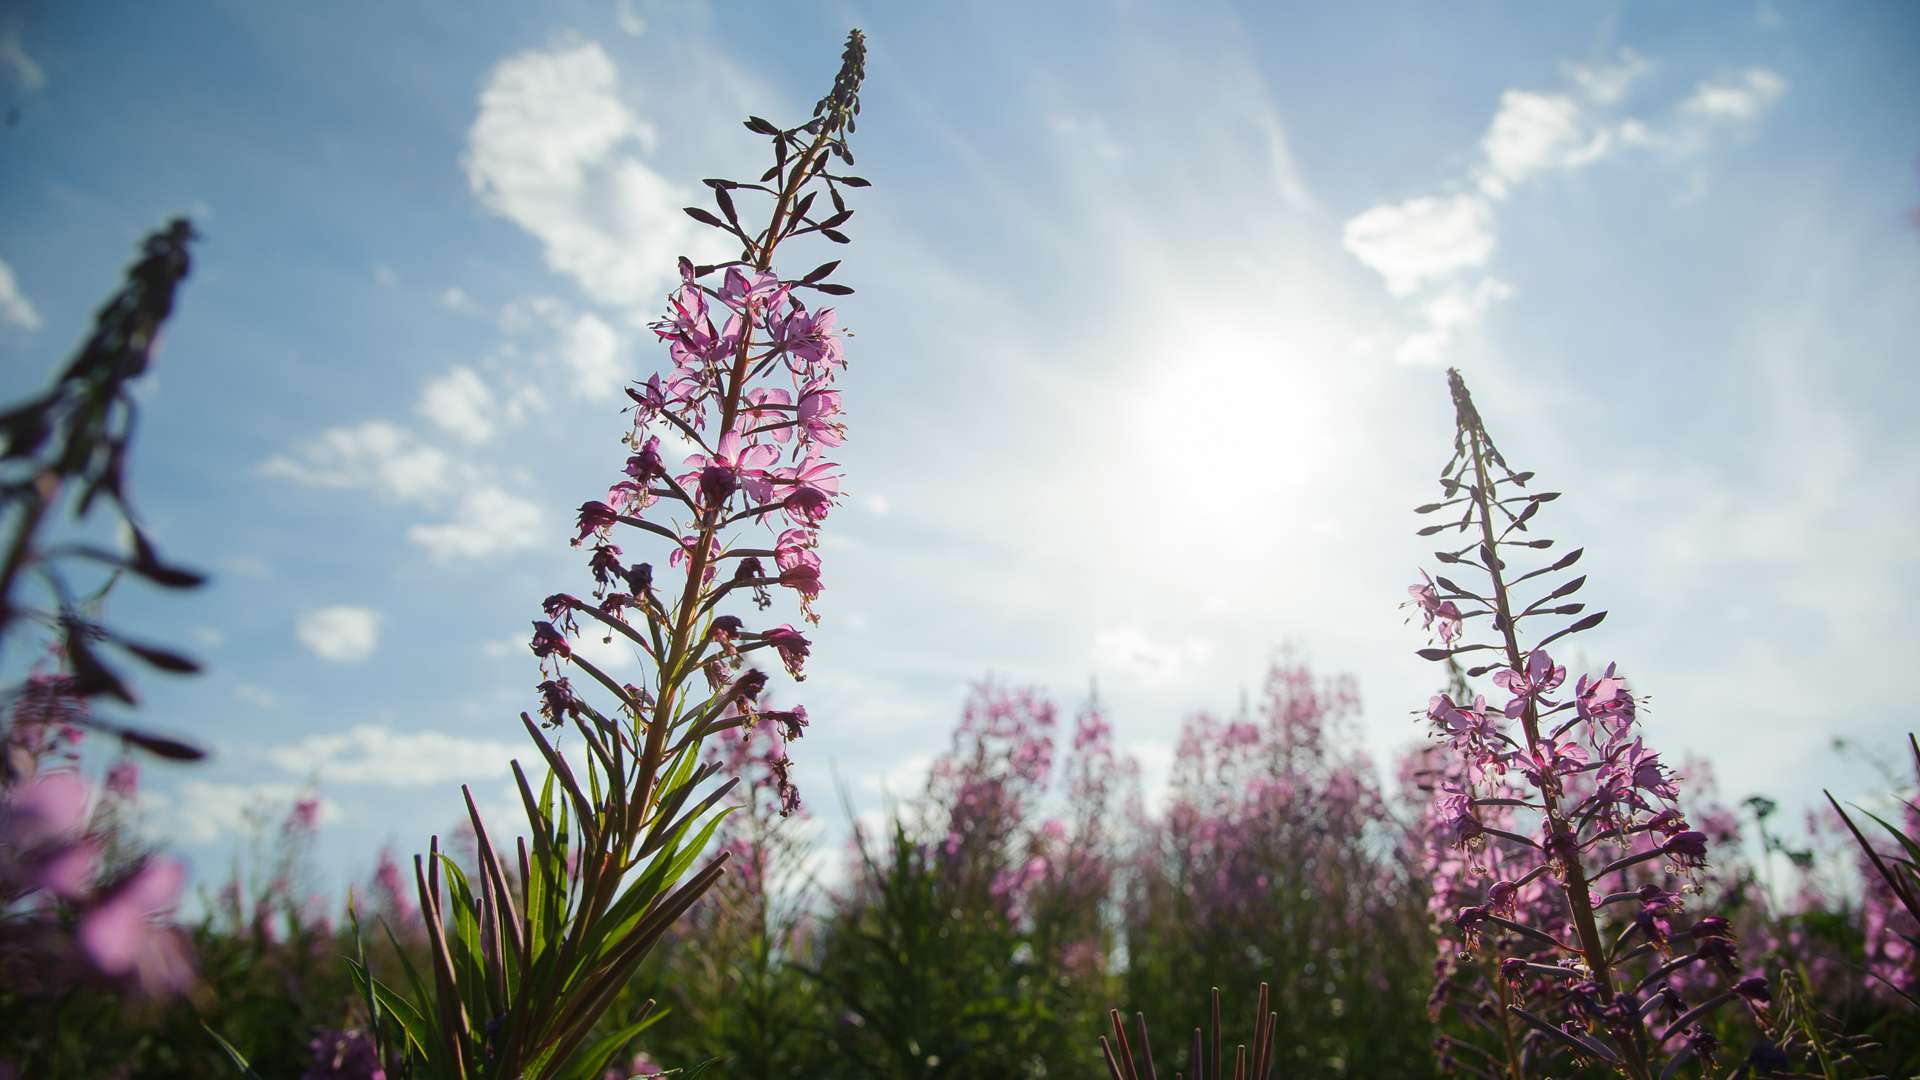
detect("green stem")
(1462, 416), (1651, 1080)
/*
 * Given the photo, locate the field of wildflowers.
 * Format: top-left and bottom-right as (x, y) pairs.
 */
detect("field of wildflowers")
(3, 23), (1919, 1080)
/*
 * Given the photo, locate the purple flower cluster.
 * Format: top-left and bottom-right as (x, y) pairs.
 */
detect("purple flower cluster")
(533, 251), (855, 815)
(0, 768), (193, 997)
(304, 1028), (387, 1080)
(1408, 370), (1770, 1076)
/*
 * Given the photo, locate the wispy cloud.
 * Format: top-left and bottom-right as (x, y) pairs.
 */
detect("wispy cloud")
(295, 606), (381, 663)
(0, 257), (43, 330)
(406, 485), (542, 561)
(261, 420), (451, 501)
(1342, 50), (1790, 366)
(1342, 194), (1497, 297)
(1563, 48), (1652, 106)
(155, 782), (339, 843)
(264, 723), (522, 787)
(1681, 68), (1789, 121)
(464, 38), (718, 310)
(0, 28), (46, 92)
(417, 366), (500, 443)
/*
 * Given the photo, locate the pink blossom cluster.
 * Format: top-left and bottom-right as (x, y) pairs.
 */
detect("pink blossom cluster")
(1858, 773), (1919, 999)
(1406, 370), (1770, 1075)
(533, 253), (855, 815)
(1147, 662), (1390, 935)
(926, 683), (1059, 886)
(0, 769), (193, 997)
(900, 685), (1134, 932)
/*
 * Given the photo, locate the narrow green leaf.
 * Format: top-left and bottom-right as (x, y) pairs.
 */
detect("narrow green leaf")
(202, 1023), (263, 1078)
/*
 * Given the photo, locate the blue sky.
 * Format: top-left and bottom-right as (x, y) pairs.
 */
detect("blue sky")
(2, 1), (1917, 900)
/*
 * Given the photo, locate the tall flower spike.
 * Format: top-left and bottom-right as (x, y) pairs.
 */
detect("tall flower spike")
(390, 31), (870, 1079)
(1406, 370), (1770, 1078)
(0, 219), (209, 767)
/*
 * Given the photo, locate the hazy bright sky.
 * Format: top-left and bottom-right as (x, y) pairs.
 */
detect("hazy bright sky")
(2, 1), (1917, 900)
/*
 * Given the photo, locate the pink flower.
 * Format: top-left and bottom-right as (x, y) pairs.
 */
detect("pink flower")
(681, 429), (780, 510)
(32, 838), (98, 898)
(795, 381), (845, 446)
(774, 452), (841, 524)
(1575, 662), (1634, 734)
(575, 500), (618, 544)
(760, 625), (811, 679)
(625, 435), (665, 482)
(77, 858), (194, 995)
(1407, 571), (1462, 643)
(670, 534), (723, 585)
(537, 678), (584, 726)
(289, 796), (322, 833)
(1621, 739), (1679, 802)
(1490, 649), (1565, 718)
(771, 304), (844, 372)
(1662, 831), (1710, 870)
(743, 387), (794, 442)
(588, 545), (625, 594)
(718, 267), (785, 314)
(372, 847), (416, 923)
(778, 562), (822, 599)
(1, 771), (91, 848)
(530, 621), (572, 659)
(762, 705), (809, 741)
(625, 374), (669, 424)
(105, 761), (140, 798)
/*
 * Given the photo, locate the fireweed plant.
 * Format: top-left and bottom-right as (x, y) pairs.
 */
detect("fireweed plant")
(634, 725), (824, 1077)
(1, 220), (211, 1065)
(1099, 985), (1280, 1080)
(0, 218), (209, 761)
(1104, 662), (1434, 1078)
(1827, 734), (1920, 1006)
(1406, 370), (1774, 1077)
(371, 31), (870, 1079)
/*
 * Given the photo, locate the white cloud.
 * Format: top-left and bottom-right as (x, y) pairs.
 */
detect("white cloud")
(1341, 194), (1496, 296)
(864, 493), (891, 516)
(859, 752), (933, 796)
(406, 485), (542, 561)
(1092, 625), (1215, 688)
(220, 554), (272, 579)
(233, 683), (279, 709)
(1395, 277), (1516, 366)
(464, 39), (706, 308)
(418, 366), (499, 442)
(1423, 276), (1515, 333)
(482, 633), (526, 659)
(499, 295), (630, 401)
(296, 606), (380, 663)
(573, 628), (639, 671)
(559, 310), (625, 400)
(1350, 54), (1790, 369)
(440, 286), (478, 312)
(0, 257), (43, 330)
(265, 724), (522, 787)
(1681, 68), (1789, 122)
(616, 0), (647, 37)
(1564, 49), (1651, 105)
(1478, 91), (1614, 198)
(159, 782), (340, 843)
(0, 29), (45, 92)
(374, 264), (399, 288)
(1048, 112), (1126, 161)
(260, 420), (451, 502)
